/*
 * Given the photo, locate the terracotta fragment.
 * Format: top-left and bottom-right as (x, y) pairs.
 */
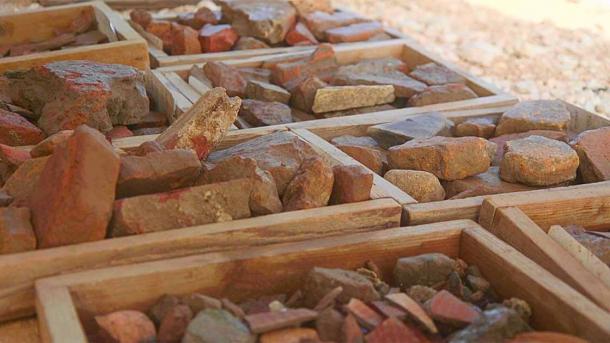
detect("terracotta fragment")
(198, 24), (238, 53)
(303, 267), (379, 308)
(259, 328), (319, 343)
(330, 165), (373, 204)
(570, 127), (610, 182)
(302, 11), (368, 40)
(365, 317), (422, 343)
(326, 21), (384, 43)
(282, 156), (334, 211)
(2, 156), (48, 206)
(158, 305), (193, 343)
(244, 308), (317, 333)
(0, 207), (36, 254)
(407, 83), (478, 107)
(311, 85), (395, 113)
(367, 113), (454, 149)
(330, 135), (387, 174)
(409, 62), (467, 86)
(246, 80), (291, 104)
(233, 37), (270, 50)
(286, 22), (319, 45)
(0, 109), (45, 146)
(384, 169), (445, 203)
(203, 62), (248, 97)
(171, 23), (202, 55)
(386, 293), (438, 333)
(425, 290), (481, 326)
(495, 100), (571, 136)
(454, 117), (497, 138)
(29, 130), (72, 158)
(95, 310), (156, 343)
(345, 298), (383, 330)
(489, 130), (568, 165)
(239, 99), (293, 127)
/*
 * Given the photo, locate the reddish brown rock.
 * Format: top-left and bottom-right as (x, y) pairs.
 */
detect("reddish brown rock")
(367, 113), (454, 149)
(425, 290), (481, 326)
(302, 11), (368, 40)
(170, 23), (202, 55)
(9, 33), (76, 57)
(246, 80), (291, 104)
(233, 37), (270, 50)
(155, 88), (240, 160)
(333, 67), (426, 99)
(290, 76), (328, 113)
(342, 313), (364, 343)
(146, 20), (174, 52)
(197, 156), (283, 215)
(330, 165), (373, 204)
(106, 126), (134, 140)
(271, 44), (338, 88)
(384, 169), (445, 203)
(149, 294), (181, 325)
(2, 156), (48, 206)
(454, 117), (497, 138)
(290, 0), (333, 15)
(365, 317), (422, 343)
(260, 328), (318, 343)
(133, 141), (165, 157)
(0, 109), (45, 146)
(345, 298), (383, 330)
(203, 62), (247, 97)
(312, 85), (395, 113)
(111, 179), (252, 236)
(178, 7), (219, 30)
(239, 99), (293, 127)
(444, 166), (536, 199)
(303, 267), (379, 308)
(409, 62), (467, 86)
(158, 304), (193, 343)
(495, 100), (571, 136)
(8, 61), (149, 135)
(570, 127), (610, 182)
(386, 293), (437, 333)
(500, 135), (579, 186)
(394, 253), (457, 289)
(95, 311), (156, 343)
(407, 83), (478, 107)
(316, 308), (344, 342)
(388, 136), (494, 180)
(244, 308), (317, 334)
(282, 157), (333, 211)
(286, 22), (318, 46)
(0, 144), (30, 183)
(29, 126), (120, 248)
(490, 130), (568, 165)
(117, 149), (201, 198)
(370, 301), (407, 320)
(326, 21), (383, 43)
(130, 9), (152, 29)
(330, 135), (387, 174)
(70, 30), (108, 47)
(0, 207), (36, 254)
(239, 67), (272, 83)
(198, 24), (238, 53)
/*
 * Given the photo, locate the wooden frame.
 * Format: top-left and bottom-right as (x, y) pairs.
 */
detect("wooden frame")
(35, 220), (610, 342)
(478, 182), (610, 312)
(0, 128), (402, 331)
(0, 1), (149, 73)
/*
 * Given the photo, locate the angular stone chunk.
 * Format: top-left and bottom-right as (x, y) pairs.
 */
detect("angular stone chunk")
(271, 44), (338, 88)
(409, 62), (467, 86)
(384, 169), (445, 203)
(106, 126), (134, 140)
(316, 308), (344, 342)
(302, 11), (368, 40)
(490, 130), (568, 165)
(312, 85), (395, 113)
(95, 311), (156, 343)
(234, 36), (270, 50)
(245, 308), (318, 334)
(246, 80), (291, 104)
(0, 144), (30, 183)
(426, 290), (481, 326)
(385, 293), (437, 334)
(183, 309), (255, 343)
(111, 179), (252, 237)
(333, 68), (426, 99)
(216, 0), (297, 44)
(29, 126), (120, 248)
(239, 67), (272, 83)
(444, 166), (536, 199)
(2, 156), (49, 206)
(8, 61), (149, 135)
(158, 304), (193, 343)
(500, 135), (579, 186)
(146, 20), (173, 51)
(286, 22), (319, 46)
(290, 76), (328, 113)
(366, 317), (422, 343)
(394, 253), (457, 289)
(197, 156), (283, 215)
(156, 88), (240, 160)
(239, 99), (293, 127)
(326, 21), (383, 43)
(389, 136), (494, 181)
(198, 24), (238, 53)
(0, 109), (45, 146)
(203, 62), (248, 97)
(178, 7), (220, 30)
(117, 149), (201, 198)
(454, 117), (496, 138)
(130, 9), (152, 29)
(171, 23), (202, 55)
(330, 165), (373, 204)
(304, 267), (379, 308)
(330, 135), (387, 174)
(207, 131), (318, 195)
(495, 100), (571, 136)
(282, 157), (333, 211)
(449, 307), (530, 342)
(367, 113), (454, 149)
(407, 83), (478, 107)
(570, 127), (610, 182)
(0, 207), (36, 254)
(345, 298), (383, 330)
(289, 0), (333, 15)
(260, 328), (319, 343)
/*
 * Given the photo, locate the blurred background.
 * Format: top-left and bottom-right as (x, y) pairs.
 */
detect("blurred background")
(2, 0), (609, 118)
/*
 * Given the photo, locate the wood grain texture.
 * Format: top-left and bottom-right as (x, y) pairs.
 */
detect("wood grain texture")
(0, 318), (39, 343)
(403, 196), (484, 226)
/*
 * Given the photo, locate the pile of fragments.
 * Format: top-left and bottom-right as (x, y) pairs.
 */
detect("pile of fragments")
(130, 0), (390, 55)
(92, 254), (586, 342)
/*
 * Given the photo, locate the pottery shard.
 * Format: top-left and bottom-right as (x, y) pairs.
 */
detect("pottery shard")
(500, 135), (579, 186)
(449, 307), (530, 342)
(0, 144), (30, 184)
(326, 21), (384, 43)
(29, 126), (120, 248)
(130, 9), (152, 29)
(178, 7), (220, 30)
(285, 22), (319, 46)
(216, 0), (296, 44)
(198, 24), (239, 53)
(207, 131), (318, 195)
(0, 207), (36, 254)
(170, 23), (202, 55)
(394, 253), (457, 289)
(316, 308), (344, 342)
(367, 113), (454, 149)
(197, 156), (283, 215)
(490, 130), (568, 166)
(147, 20), (173, 51)
(117, 149), (201, 198)
(233, 37), (270, 50)
(426, 290), (481, 327)
(8, 61), (149, 135)
(444, 167), (536, 199)
(495, 100), (571, 136)
(290, 0), (333, 15)
(384, 169), (445, 203)
(2, 156), (48, 206)
(290, 76), (328, 113)
(156, 88), (240, 160)
(282, 157), (333, 211)
(311, 85), (395, 113)
(570, 127), (610, 182)
(185, 309), (255, 343)
(302, 11), (368, 40)
(245, 308), (318, 334)
(345, 298), (384, 330)
(330, 165), (373, 204)
(331, 135), (387, 174)
(106, 126), (134, 140)
(303, 267), (379, 308)
(70, 30), (108, 47)
(246, 80), (291, 104)
(271, 44), (338, 87)
(388, 136), (494, 181)
(0, 109), (45, 146)
(110, 179), (252, 237)
(239, 67), (272, 83)
(158, 304), (193, 343)
(407, 83), (478, 107)
(409, 62), (467, 86)
(365, 317), (422, 343)
(454, 117), (496, 138)
(333, 68), (427, 99)
(260, 328), (318, 343)
(239, 99), (293, 127)
(95, 311), (156, 343)
(203, 62), (248, 97)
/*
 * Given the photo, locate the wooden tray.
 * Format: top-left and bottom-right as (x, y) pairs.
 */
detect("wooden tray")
(34, 220), (610, 342)
(0, 129), (402, 326)
(0, 1), (149, 73)
(478, 182), (610, 313)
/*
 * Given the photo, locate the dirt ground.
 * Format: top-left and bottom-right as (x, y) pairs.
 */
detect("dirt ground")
(2, 0), (609, 118)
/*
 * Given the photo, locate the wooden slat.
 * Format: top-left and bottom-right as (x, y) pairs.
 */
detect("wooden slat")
(403, 196), (484, 226)
(0, 318), (39, 343)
